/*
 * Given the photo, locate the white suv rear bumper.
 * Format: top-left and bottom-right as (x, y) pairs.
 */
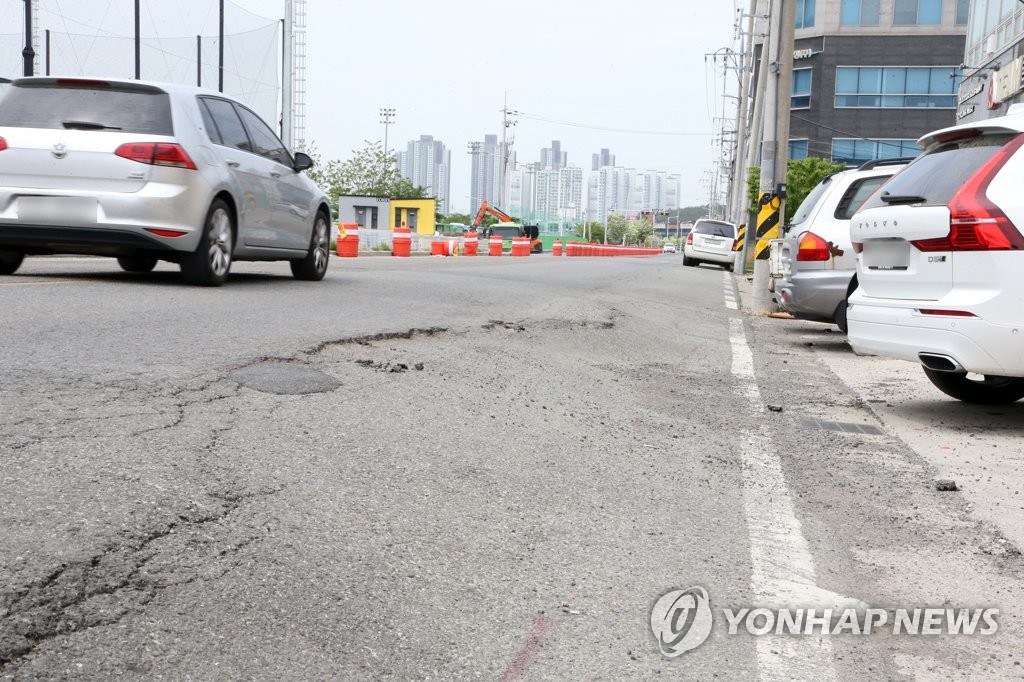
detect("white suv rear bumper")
(847, 298), (1023, 376)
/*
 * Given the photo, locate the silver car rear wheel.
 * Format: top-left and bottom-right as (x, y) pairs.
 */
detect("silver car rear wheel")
(181, 199), (233, 286)
(290, 210), (330, 281)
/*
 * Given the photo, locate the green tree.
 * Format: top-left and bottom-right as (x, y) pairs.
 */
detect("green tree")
(445, 212), (473, 225)
(745, 157), (844, 223)
(606, 213), (629, 244)
(305, 140), (427, 205)
(678, 205), (710, 223)
(575, 221), (606, 243)
(627, 219), (655, 246)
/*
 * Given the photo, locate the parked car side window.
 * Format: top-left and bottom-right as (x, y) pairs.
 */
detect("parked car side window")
(789, 175), (834, 227)
(235, 105), (291, 167)
(197, 99), (223, 145)
(834, 176), (888, 220)
(199, 97), (251, 153)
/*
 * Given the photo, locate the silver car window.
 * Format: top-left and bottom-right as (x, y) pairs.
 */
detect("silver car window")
(0, 83), (172, 135)
(235, 105), (292, 167)
(200, 97), (252, 153)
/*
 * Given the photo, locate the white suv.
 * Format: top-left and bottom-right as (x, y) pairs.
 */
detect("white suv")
(848, 106), (1024, 404)
(771, 159), (907, 332)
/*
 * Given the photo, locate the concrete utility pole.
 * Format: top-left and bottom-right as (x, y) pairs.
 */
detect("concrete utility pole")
(740, 5), (771, 272)
(731, 0), (759, 272)
(751, 0), (795, 314)
(499, 95), (517, 210)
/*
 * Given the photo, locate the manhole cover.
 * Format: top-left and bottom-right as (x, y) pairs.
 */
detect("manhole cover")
(231, 362), (341, 395)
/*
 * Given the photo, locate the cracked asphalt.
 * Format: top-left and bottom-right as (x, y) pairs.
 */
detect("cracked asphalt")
(2, 255), (1023, 679)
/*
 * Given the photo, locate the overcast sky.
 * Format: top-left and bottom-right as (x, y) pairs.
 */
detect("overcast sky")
(1, 0), (740, 213)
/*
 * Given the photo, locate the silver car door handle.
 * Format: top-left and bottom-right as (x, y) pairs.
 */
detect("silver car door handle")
(227, 160), (240, 168)
(269, 171), (281, 178)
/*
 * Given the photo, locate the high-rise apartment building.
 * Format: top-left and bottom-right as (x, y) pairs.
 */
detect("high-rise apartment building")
(588, 167), (680, 222)
(468, 134), (515, 212)
(540, 140), (567, 170)
(591, 148), (615, 171)
(397, 135), (451, 213)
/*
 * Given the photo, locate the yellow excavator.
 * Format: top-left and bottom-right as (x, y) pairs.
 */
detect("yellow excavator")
(471, 201), (543, 253)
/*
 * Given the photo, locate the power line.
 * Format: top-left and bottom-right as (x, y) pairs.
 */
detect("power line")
(514, 112), (713, 137)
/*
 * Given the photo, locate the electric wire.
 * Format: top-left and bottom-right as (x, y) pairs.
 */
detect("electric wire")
(513, 112), (713, 137)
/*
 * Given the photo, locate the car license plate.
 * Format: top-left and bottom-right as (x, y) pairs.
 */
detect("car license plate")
(864, 239), (911, 270)
(18, 196), (98, 224)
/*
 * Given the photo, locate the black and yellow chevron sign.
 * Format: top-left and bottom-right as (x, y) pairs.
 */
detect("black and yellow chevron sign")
(755, 193), (781, 260)
(736, 224), (746, 253)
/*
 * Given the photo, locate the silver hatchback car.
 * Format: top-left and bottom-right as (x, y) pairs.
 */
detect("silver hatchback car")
(0, 78), (331, 285)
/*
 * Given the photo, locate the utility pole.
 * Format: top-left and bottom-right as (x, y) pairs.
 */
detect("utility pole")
(218, 0), (224, 92)
(751, 0), (795, 314)
(740, 2), (770, 272)
(731, 0), (759, 272)
(22, 0), (34, 77)
(499, 95), (517, 210)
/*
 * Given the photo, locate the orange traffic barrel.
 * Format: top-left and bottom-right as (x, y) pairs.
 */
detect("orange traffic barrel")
(463, 230), (478, 256)
(511, 236), (529, 256)
(337, 223), (359, 257)
(552, 240), (562, 257)
(489, 235), (503, 256)
(392, 226), (412, 257)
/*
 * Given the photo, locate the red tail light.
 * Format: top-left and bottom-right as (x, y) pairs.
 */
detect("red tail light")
(732, 238), (739, 251)
(852, 241), (863, 254)
(0, 137), (7, 152)
(911, 133), (1024, 252)
(686, 232), (693, 245)
(115, 143), (197, 170)
(797, 231), (831, 261)
(918, 309), (977, 317)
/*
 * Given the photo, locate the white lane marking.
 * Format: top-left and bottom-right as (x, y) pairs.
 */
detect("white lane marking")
(723, 271), (739, 310)
(729, 317), (854, 681)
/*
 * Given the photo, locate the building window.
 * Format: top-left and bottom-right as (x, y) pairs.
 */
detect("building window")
(792, 69), (812, 109)
(893, 0), (943, 25)
(789, 140), (809, 160)
(840, 0), (880, 25)
(955, 0), (969, 25)
(831, 139), (919, 165)
(834, 66), (959, 108)
(796, 0), (815, 28)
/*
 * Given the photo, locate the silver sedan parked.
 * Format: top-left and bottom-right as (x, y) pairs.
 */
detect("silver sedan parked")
(0, 77), (331, 285)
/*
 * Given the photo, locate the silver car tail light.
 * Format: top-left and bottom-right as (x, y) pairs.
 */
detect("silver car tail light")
(114, 142), (197, 170)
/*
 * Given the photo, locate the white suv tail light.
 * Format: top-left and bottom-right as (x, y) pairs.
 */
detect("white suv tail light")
(912, 134), (1024, 252)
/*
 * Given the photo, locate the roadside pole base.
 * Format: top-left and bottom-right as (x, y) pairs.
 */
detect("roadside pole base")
(751, 260), (780, 315)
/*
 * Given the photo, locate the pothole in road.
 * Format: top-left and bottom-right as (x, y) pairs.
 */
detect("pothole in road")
(230, 361), (341, 395)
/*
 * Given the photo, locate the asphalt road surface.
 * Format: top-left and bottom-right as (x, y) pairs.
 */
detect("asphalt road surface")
(2, 254), (1022, 679)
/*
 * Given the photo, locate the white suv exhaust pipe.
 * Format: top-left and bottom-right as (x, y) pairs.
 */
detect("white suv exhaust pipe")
(918, 353), (966, 373)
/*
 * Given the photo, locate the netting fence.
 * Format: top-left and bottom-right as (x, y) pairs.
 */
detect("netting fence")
(0, 1), (279, 125)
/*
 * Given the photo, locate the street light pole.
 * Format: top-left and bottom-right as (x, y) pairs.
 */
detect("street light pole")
(379, 107), (396, 156)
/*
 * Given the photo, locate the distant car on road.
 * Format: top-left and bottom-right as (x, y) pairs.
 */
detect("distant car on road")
(848, 105), (1024, 403)
(770, 158), (909, 332)
(0, 77), (331, 286)
(683, 219), (737, 270)
(662, 242), (676, 253)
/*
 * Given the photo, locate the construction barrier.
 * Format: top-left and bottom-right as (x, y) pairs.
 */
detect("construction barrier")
(463, 230), (478, 256)
(489, 235), (503, 256)
(430, 238), (458, 256)
(511, 236), (530, 257)
(564, 243), (661, 257)
(392, 225), (412, 257)
(337, 223), (359, 258)
(552, 240), (562, 257)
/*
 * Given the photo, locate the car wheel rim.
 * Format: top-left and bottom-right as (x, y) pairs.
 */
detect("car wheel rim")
(208, 209), (232, 276)
(313, 218), (328, 272)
